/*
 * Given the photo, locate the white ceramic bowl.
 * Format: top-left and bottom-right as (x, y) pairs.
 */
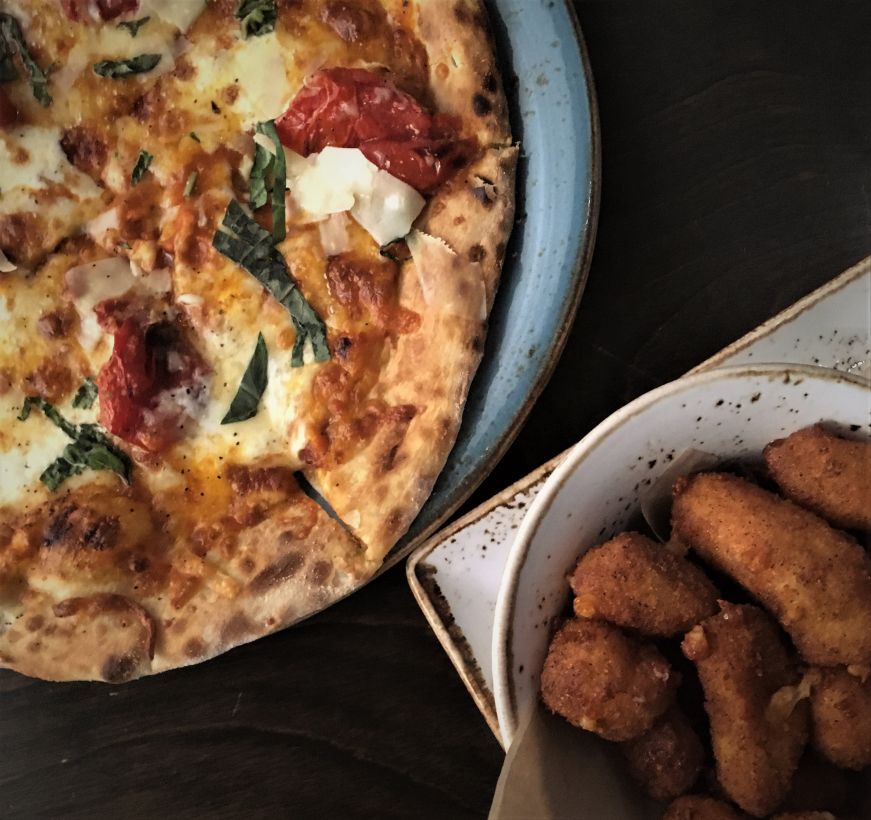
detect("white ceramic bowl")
(492, 363), (871, 745)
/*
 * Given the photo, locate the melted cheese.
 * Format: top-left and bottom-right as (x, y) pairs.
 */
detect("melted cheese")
(186, 31), (295, 128)
(138, 0), (207, 32)
(52, 19), (182, 92)
(0, 126), (100, 207)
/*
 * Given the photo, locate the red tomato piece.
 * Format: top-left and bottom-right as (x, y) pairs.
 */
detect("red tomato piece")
(96, 0), (138, 20)
(96, 313), (206, 452)
(275, 67), (476, 194)
(60, 0), (85, 20)
(60, 0), (138, 22)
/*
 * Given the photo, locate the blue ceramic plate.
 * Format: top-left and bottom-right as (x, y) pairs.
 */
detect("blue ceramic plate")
(384, 0), (600, 566)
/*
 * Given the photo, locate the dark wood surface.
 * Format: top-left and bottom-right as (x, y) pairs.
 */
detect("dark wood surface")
(3, 2), (870, 818)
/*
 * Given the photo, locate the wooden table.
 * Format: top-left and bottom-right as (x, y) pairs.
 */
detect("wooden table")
(3, 2), (870, 817)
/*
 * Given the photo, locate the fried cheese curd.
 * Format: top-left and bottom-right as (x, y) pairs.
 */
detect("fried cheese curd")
(569, 531), (719, 637)
(672, 473), (871, 667)
(764, 424), (871, 532)
(620, 706), (705, 801)
(540, 618), (678, 742)
(682, 603), (809, 817)
(808, 666), (871, 770)
(662, 795), (749, 820)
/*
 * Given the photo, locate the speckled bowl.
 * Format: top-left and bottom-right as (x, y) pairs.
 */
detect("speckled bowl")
(492, 363), (871, 746)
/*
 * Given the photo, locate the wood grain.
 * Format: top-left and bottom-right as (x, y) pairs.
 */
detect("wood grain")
(3, 2), (870, 817)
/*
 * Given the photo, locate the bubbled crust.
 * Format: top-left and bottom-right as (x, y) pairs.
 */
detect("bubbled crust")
(809, 666), (871, 770)
(0, 471), (373, 682)
(304, 1), (517, 561)
(682, 603), (809, 818)
(416, 0), (512, 147)
(672, 472), (871, 667)
(0, 592), (155, 683)
(620, 707), (705, 801)
(764, 424), (871, 532)
(309, 146), (517, 561)
(570, 531), (719, 637)
(540, 618), (678, 742)
(663, 796), (749, 820)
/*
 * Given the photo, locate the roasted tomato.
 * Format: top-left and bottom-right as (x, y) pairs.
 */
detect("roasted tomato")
(96, 311), (207, 452)
(275, 68), (476, 194)
(61, 0), (138, 22)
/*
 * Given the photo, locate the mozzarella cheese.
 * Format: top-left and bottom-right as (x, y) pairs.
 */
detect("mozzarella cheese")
(186, 31), (295, 129)
(66, 256), (171, 350)
(52, 21), (182, 92)
(0, 126), (100, 206)
(138, 0), (207, 32)
(287, 147), (426, 246)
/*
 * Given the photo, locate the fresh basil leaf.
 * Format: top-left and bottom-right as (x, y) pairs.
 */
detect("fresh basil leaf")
(255, 120), (286, 243)
(235, 0), (277, 38)
(221, 332), (268, 424)
(131, 149), (153, 185)
(0, 14), (52, 106)
(118, 16), (150, 37)
(72, 377), (98, 410)
(183, 171), (198, 198)
(93, 53), (161, 78)
(249, 143), (273, 210)
(18, 398), (131, 490)
(213, 201), (330, 366)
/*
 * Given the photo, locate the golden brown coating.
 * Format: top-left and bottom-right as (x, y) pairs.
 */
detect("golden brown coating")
(570, 531), (719, 636)
(662, 795), (749, 820)
(765, 424), (871, 532)
(672, 472), (871, 667)
(621, 707), (705, 801)
(809, 667), (871, 770)
(682, 603), (809, 817)
(540, 618), (679, 742)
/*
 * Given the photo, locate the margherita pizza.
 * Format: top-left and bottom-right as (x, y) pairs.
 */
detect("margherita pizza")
(0, 0), (515, 681)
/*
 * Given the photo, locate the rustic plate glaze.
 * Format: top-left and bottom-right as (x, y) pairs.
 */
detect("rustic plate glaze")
(407, 259), (871, 745)
(492, 363), (871, 744)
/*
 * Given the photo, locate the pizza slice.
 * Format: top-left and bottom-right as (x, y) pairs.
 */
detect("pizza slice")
(0, 0), (515, 681)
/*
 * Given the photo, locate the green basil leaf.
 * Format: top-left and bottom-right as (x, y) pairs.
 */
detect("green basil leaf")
(213, 201), (330, 366)
(183, 171), (198, 198)
(19, 398), (131, 490)
(221, 332), (268, 424)
(249, 142), (273, 210)
(71, 377), (98, 409)
(131, 149), (153, 185)
(93, 53), (161, 78)
(118, 16), (150, 37)
(235, 0), (277, 38)
(254, 120), (286, 243)
(0, 14), (51, 106)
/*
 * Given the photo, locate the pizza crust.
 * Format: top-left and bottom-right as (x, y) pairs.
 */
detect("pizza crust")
(309, 146), (518, 561)
(416, 0), (513, 147)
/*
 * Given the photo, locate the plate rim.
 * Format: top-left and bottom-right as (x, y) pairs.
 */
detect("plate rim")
(377, 0), (602, 576)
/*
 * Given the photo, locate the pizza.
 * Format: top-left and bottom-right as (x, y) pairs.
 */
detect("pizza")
(0, 0), (515, 681)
